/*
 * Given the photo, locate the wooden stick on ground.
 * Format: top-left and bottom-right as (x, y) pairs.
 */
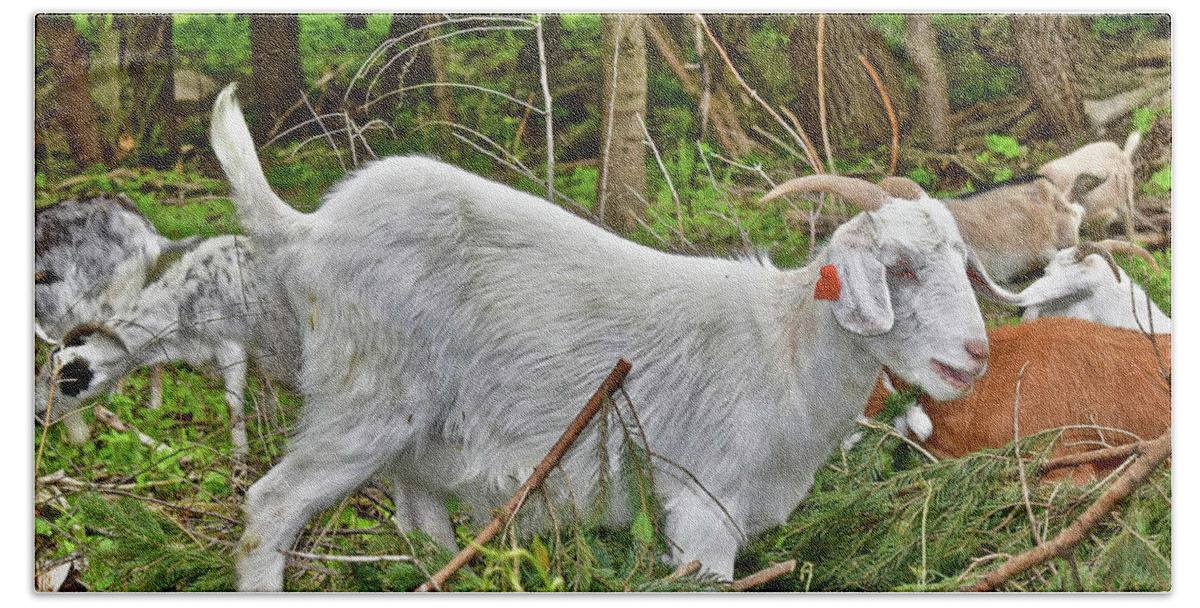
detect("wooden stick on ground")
(961, 430), (1171, 592)
(414, 358), (633, 592)
(731, 559), (797, 592)
(1038, 442), (1143, 477)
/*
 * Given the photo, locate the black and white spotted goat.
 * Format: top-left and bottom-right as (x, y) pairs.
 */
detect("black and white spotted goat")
(211, 84), (1021, 590)
(35, 234), (299, 460)
(36, 195), (200, 438)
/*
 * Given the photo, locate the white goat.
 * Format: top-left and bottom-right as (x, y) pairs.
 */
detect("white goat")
(35, 235), (299, 460)
(211, 84), (1020, 590)
(879, 174), (1092, 284)
(1039, 132), (1142, 239)
(1018, 240), (1169, 333)
(36, 195), (200, 417)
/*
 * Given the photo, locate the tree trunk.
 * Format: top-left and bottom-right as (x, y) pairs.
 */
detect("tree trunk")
(597, 13), (648, 233)
(344, 14), (368, 30)
(116, 14), (177, 169)
(904, 14), (952, 152)
(423, 14), (458, 160)
(1010, 14), (1089, 142)
(649, 15), (756, 157)
(784, 14), (915, 152)
(382, 14), (434, 105)
(249, 14), (306, 142)
(37, 15), (105, 170)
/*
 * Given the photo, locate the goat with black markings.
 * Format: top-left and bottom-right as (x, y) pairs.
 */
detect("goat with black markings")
(210, 84), (1021, 590)
(35, 235), (299, 461)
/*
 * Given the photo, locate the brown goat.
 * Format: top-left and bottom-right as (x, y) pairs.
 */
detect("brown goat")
(864, 317), (1170, 482)
(1039, 132), (1141, 240)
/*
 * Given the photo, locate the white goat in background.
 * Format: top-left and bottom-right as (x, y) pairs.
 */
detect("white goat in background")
(36, 235), (300, 461)
(36, 195), (200, 416)
(211, 84), (1021, 590)
(1018, 239), (1169, 333)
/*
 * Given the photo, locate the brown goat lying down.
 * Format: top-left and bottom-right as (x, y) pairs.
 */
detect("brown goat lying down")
(864, 317), (1170, 482)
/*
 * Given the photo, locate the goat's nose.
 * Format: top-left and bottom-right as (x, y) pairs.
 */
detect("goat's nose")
(965, 339), (989, 363)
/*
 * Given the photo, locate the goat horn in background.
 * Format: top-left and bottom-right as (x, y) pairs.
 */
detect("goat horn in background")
(876, 176), (927, 201)
(1095, 239), (1161, 274)
(760, 175), (891, 211)
(1073, 242), (1122, 282)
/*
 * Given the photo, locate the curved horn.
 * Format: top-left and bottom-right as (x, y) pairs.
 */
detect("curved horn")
(760, 175), (891, 211)
(1073, 242), (1122, 282)
(1095, 239), (1161, 274)
(876, 176), (927, 201)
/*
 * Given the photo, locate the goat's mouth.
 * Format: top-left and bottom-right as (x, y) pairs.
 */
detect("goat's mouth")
(931, 359), (975, 392)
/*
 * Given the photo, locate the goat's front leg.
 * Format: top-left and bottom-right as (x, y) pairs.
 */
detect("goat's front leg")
(215, 342), (249, 463)
(148, 364), (164, 410)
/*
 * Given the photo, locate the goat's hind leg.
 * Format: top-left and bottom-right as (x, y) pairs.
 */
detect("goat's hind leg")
(236, 404), (411, 591)
(392, 480), (459, 551)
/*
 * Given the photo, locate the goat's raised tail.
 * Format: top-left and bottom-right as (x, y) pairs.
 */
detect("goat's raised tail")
(210, 84), (305, 243)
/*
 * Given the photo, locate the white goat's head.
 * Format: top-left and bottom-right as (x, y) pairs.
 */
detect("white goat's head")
(763, 175), (1017, 401)
(35, 325), (129, 426)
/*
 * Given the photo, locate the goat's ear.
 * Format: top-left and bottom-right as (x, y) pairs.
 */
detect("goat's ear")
(1068, 173), (1106, 204)
(965, 248), (1025, 306)
(827, 236), (893, 336)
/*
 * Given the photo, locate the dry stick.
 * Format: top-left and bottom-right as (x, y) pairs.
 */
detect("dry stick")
(816, 14), (835, 177)
(781, 105), (824, 173)
(1011, 362), (1042, 545)
(636, 112), (686, 244)
(596, 13), (625, 226)
(857, 54), (900, 175)
(664, 560), (701, 583)
(414, 359), (633, 592)
(961, 430), (1171, 592)
(534, 13), (555, 204)
(1039, 442), (1142, 476)
(693, 13), (818, 172)
(731, 559), (797, 591)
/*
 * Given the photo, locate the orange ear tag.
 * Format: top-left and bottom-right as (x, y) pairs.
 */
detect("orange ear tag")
(814, 265), (841, 301)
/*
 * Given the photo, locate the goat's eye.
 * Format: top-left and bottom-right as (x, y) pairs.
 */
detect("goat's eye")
(35, 270), (60, 285)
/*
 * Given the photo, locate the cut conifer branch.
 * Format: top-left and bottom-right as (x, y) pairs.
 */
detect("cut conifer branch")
(414, 358), (633, 591)
(962, 430), (1171, 592)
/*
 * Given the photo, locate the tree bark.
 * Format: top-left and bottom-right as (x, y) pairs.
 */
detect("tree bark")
(1010, 14), (1089, 142)
(597, 13), (648, 233)
(37, 14), (105, 169)
(904, 14), (953, 152)
(382, 14), (434, 106)
(249, 14), (306, 142)
(116, 14), (177, 169)
(784, 14), (915, 152)
(649, 15), (756, 157)
(423, 15), (458, 160)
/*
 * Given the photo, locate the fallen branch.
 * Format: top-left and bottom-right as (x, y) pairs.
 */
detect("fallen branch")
(664, 560), (701, 583)
(1038, 442), (1142, 477)
(414, 358), (633, 591)
(731, 559), (797, 591)
(961, 430), (1171, 592)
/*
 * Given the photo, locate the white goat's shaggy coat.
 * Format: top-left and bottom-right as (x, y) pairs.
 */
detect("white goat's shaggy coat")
(211, 85), (1003, 590)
